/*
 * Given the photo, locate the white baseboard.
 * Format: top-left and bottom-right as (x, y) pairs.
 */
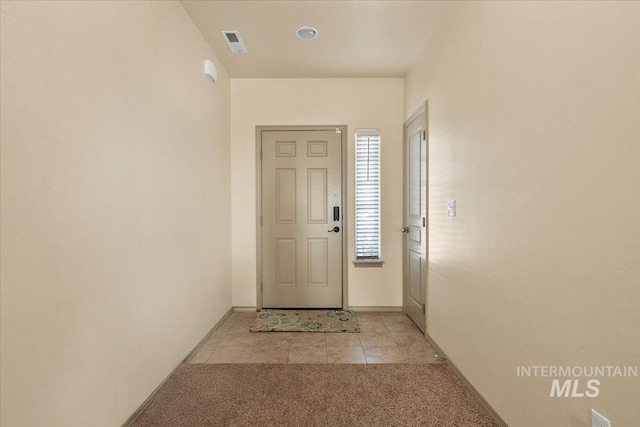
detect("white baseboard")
(121, 307), (233, 427)
(425, 333), (509, 427)
(349, 306), (403, 312)
(233, 306), (257, 312)
(233, 306), (402, 312)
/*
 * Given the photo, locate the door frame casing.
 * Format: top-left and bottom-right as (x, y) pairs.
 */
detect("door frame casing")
(402, 102), (428, 331)
(255, 125), (349, 310)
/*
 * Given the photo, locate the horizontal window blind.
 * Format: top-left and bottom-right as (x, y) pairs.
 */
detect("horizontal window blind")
(355, 130), (381, 259)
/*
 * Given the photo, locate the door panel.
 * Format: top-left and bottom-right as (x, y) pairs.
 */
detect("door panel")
(409, 249), (422, 303)
(410, 135), (421, 218)
(404, 107), (428, 332)
(276, 169), (296, 223)
(276, 141), (296, 157)
(307, 238), (328, 286)
(276, 239), (297, 286)
(307, 141), (327, 156)
(307, 169), (327, 223)
(262, 130), (342, 308)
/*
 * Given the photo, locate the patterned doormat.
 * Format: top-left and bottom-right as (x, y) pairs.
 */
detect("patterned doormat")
(250, 309), (360, 333)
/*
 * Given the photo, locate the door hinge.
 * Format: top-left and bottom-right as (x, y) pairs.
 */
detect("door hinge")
(422, 130), (426, 141)
(422, 217), (426, 227)
(421, 303), (426, 314)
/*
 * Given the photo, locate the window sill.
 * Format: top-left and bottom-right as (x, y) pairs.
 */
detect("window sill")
(353, 259), (384, 268)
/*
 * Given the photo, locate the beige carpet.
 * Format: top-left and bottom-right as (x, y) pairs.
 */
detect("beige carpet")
(132, 364), (497, 426)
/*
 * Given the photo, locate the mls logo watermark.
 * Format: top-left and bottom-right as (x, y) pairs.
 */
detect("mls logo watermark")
(549, 378), (600, 398)
(516, 365), (638, 397)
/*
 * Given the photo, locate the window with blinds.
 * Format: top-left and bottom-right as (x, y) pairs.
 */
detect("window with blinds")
(355, 130), (381, 259)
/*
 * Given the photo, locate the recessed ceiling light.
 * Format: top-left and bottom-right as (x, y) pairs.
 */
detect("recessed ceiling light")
(296, 26), (318, 41)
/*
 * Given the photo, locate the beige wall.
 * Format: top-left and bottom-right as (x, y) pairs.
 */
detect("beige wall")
(0, 2), (231, 426)
(405, 1), (640, 426)
(231, 79), (404, 308)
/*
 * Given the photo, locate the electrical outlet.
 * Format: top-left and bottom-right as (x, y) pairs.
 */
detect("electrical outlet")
(592, 409), (611, 427)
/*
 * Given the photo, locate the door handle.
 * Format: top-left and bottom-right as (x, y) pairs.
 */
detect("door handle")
(401, 227), (409, 233)
(328, 226), (340, 233)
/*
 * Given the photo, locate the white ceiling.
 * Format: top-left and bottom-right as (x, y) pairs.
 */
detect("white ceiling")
(181, 1), (452, 78)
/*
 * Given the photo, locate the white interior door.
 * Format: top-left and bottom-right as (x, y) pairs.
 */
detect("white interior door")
(261, 129), (343, 308)
(403, 107), (428, 332)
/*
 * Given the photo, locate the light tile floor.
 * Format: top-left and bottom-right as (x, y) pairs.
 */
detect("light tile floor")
(189, 311), (443, 365)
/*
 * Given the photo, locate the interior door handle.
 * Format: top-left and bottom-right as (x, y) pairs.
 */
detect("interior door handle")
(328, 226), (340, 233)
(401, 227), (409, 233)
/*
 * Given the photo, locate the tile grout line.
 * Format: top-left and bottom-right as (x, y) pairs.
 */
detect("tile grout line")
(197, 312), (438, 365)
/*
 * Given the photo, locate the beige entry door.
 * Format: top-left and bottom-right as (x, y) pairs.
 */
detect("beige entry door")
(403, 105), (428, 332)
(261, 129), (343, 308)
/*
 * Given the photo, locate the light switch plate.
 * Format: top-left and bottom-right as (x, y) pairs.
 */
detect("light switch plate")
(448, 200), (456, 217)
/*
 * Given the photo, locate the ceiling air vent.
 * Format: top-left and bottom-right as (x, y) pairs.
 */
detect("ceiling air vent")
(221, 31), (247, 54)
